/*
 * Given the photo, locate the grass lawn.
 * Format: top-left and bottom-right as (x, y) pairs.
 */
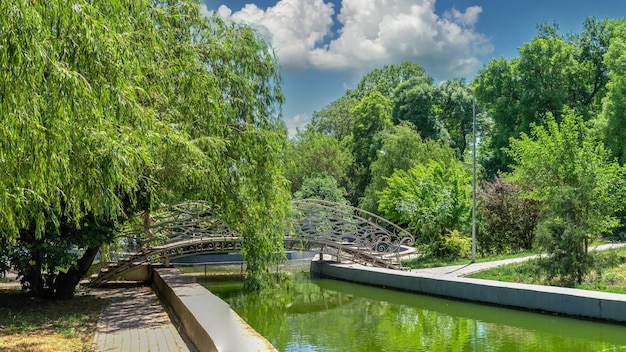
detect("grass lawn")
(402, 249), (540, 269)
(0, 286), (103, 352)
(469, 246), (626, 294)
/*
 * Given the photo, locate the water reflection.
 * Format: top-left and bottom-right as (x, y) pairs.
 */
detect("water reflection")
(200, 273), (626, 352)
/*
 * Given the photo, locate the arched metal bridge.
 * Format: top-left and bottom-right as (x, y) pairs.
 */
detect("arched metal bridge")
(86, 199), (415, 287)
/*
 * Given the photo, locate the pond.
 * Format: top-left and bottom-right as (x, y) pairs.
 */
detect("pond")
(199, 273), (626, 352)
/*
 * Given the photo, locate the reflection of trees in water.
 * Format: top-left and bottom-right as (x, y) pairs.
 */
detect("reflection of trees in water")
(476, 323), (618, 352)
(207, 273), (626, 352)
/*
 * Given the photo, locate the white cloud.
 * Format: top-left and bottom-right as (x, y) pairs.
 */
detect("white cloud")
(199, 2), (212, 18)
(217, 5), (232, 18)
(444, 6), (482, 27)
(218, 0), (493, 80)
(225, 0), (335, 71)
(284, 112), (310, 138)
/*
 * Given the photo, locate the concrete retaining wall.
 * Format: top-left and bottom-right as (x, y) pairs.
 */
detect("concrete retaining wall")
(151, 267), (276, 352)
(311, 261), (626, 323)
(122, 264), (150, 282)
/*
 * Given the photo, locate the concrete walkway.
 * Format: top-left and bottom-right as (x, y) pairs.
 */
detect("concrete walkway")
(91, 286), (197, 352)
(412, 242), (626, 277)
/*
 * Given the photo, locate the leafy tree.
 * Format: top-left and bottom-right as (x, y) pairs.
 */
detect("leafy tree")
(391, 75), (447, 141)
(361, 123), (423, 213)
(472, 57), (519, 176)
(378, 157), (472, 256)
(599, 20), (626, 237)
(601, 20), (626, 165)
(393, 77), (484, 161)
(351, 92), (393, 166)
(477, 176), (541, 254)
(0, 0), (289, 297)
(348, 91), (392, 204)
(507, 109), (626, 285)
(360, 122), (457, 214)
(353, 61), (428, 100)
(310, 62), (427, 141)
(568, 18), (612, 112)
(436, 78), (476, 158)
(309, 96), (356, 142)
(474, 18), (612, 177)
(284, 130), (351, 194)
(294, 174), (348, 204)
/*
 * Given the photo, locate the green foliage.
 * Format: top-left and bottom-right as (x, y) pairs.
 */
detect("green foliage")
(361, 122), (457, 214)
(535, 213), (594, 286)
(598, 20), (626, 237)
(470, 246), (626, 293)
(435, 78), (476, 158)
(439, 230), (471, 259)
(391, 75), (448, 142)
(601, 20), (626, 165)
(285, 130), (351, 194)
(348, 91), (392, 203)
(310, 96), (356, 142)
(392, 77), (481, 162)
(507, 109), (626, 284)
(307, 62), (432, 206)
(378, 155), (472, 256)
(360, 123), (422, 213)
(351, 91), (393, 167)
(477, 176), (541, 254)
(474, 18), (612, 177)
(353, 61), (428, 100)
(310, 61), (427, 142)
(0, 0), (290, 296)
(294, 174), (348, 204)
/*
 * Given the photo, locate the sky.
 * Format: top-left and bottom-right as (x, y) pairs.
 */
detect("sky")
(202, 0), (626, 137)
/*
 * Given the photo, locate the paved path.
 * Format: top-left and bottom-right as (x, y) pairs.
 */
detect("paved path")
(412, 242), (626, 277)
(92, 286), (196, 352)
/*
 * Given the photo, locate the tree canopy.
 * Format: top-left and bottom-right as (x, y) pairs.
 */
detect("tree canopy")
(474, 18), (612, 177)
(0, 0), (290, 297)
(507, 109), (626, 283)
(378, 156), (472, 256)
(284, 130), (351, 195)
(601, 20), (626, 165)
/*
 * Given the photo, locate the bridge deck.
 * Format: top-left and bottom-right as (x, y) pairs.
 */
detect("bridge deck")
(86, 200), (415, 287)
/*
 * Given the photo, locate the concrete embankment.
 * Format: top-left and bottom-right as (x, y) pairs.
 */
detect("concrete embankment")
(151, 267), (276, 352)
(311, 260), (626, 323)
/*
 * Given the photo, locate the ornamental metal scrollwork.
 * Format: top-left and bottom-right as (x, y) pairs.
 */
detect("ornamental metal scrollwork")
(292, 199), (415, 269)
(90, 200), (416, 287)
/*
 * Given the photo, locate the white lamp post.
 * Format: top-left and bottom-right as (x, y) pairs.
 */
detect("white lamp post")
(467, 87), (477, 263)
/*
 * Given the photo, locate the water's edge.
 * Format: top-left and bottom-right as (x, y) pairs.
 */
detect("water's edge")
(150, 259), (626, 351)
(310, 260), (626, 324)
(151, 267), (276, 352)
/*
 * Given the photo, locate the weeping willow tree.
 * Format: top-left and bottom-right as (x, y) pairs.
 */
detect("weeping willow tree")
(0, 0), (290, 298)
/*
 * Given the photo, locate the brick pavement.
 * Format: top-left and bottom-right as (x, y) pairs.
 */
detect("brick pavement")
(91, 286), (196, 352)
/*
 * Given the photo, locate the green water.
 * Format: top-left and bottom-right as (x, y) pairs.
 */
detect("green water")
(200, 273), (626, 352)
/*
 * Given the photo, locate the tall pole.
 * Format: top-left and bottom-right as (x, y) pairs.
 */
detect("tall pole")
(469, 88), (477, 262)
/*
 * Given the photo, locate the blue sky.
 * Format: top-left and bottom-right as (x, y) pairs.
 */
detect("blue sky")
(202, 0), (626, 137)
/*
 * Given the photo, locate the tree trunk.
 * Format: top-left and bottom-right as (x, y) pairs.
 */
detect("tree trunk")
(53, 246), (100, 299)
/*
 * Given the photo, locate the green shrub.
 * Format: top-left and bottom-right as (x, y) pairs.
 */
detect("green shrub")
(437, 230), (471, 259)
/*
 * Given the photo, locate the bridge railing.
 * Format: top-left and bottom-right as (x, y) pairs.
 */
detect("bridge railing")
(94, 200), (416, 281)
(292, 199), (415, 268)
